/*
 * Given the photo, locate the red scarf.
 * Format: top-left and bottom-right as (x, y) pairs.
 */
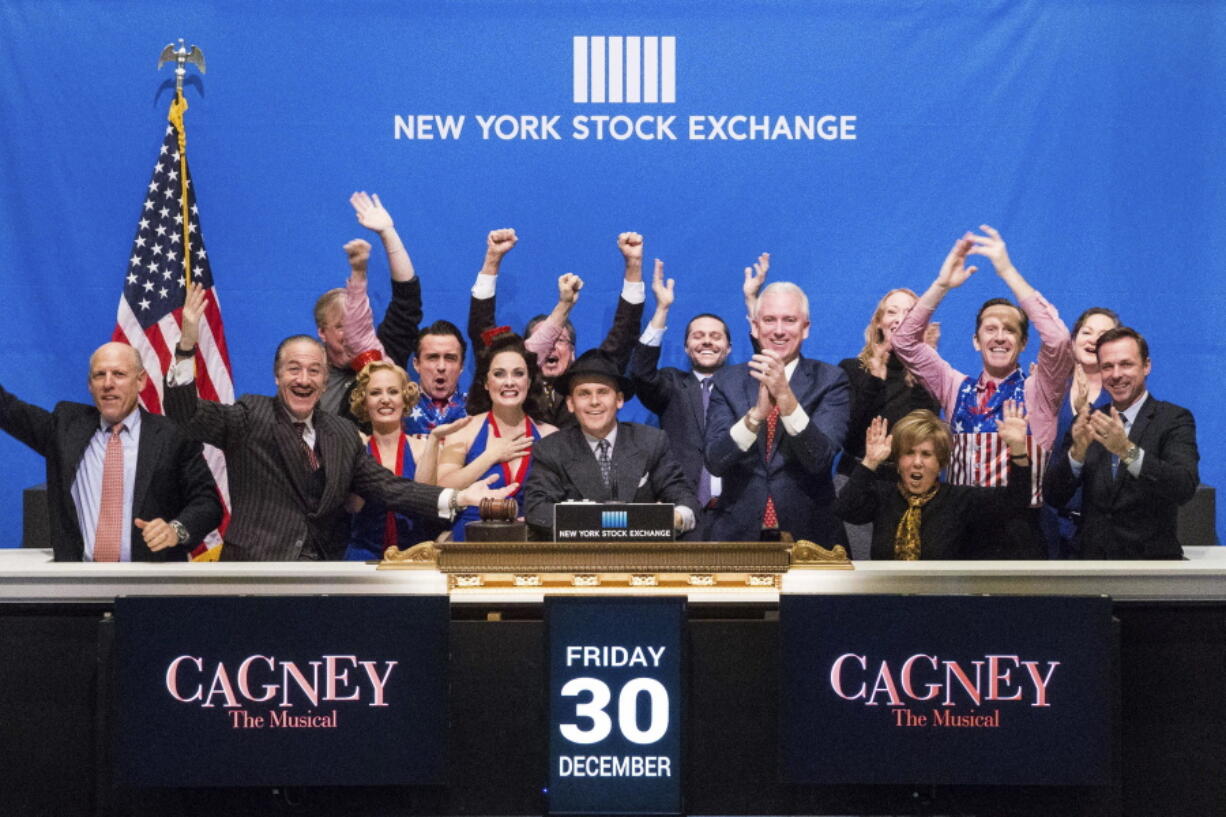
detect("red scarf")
(370, 433), (406, 549)
(488, 414), (533, 495)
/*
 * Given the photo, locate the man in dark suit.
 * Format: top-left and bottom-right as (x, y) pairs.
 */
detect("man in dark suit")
(0, 342), (221, 561)
(705, 282), (850, 544)
(524, 349), (698, 539)
(167, 284), (515, 561)
(629, 260), (732, 539)
(1044, 327), (1199, 559)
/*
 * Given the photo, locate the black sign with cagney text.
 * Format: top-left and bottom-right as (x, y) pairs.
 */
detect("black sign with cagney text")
(781, 594), (1115, 786)
(115, 595), (448, 787)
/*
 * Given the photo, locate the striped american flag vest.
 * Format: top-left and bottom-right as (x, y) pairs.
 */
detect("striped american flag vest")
(948, 369), (1046, 506)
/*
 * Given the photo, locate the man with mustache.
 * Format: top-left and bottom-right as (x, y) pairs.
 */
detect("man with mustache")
(167, 283), (515, 561)
(705, 282), (850, 545)
(629, 259), (737, 540)
(1044, 327), (1199, 559)
(892, 225), (1073, 559)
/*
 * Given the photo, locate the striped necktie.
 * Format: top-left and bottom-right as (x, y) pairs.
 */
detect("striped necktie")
(94, 423), (125, 562)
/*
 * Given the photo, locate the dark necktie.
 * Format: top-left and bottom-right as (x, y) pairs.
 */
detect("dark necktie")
(697, 378), (714, 507)
(596, 438), (612, 489)
(294, 422), (319, 471)
(762, 407), (780, 528)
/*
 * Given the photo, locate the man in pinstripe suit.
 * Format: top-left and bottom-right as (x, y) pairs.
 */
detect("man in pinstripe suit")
(165, 283), (514, 561)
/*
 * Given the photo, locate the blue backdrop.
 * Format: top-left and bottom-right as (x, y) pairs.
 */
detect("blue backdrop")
(1, 0), (1222, 545)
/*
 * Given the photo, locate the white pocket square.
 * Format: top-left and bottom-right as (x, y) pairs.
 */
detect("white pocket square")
(638, 473), (649, 488)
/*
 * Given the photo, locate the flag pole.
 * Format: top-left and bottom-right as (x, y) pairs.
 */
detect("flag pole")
(157, 40), (206, 291)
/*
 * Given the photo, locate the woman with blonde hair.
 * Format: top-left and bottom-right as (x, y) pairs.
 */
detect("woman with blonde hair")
(835, 288), (940, 557)
(834, 406), (1032, 560)
(344, 360), (467, 560)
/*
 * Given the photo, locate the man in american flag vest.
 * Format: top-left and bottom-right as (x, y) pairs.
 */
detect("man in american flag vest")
(893, 226), (1073, 558)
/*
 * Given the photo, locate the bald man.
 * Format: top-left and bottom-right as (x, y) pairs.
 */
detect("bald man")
(0, 342), (222, 561)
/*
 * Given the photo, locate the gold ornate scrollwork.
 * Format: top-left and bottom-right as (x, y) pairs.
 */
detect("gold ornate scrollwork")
(382, 540), (440, 564)
(790, 539), (851, 566)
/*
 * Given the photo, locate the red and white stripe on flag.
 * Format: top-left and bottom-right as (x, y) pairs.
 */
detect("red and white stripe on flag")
(950, 432), (1047, 506)
(111, 114), (234, 559)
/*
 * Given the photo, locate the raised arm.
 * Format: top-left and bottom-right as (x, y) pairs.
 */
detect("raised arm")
(350, 191), (415, 283)
(741, 252), (770, 326)
(526, 273), (583, 360)
(596, 233), (647, 372)
(468, 228), (518, 348)
(629, 260), (674, 415)
(341, 238), (386, 361)
(0, 384), (56, 456)
(892, 235), (976, 412)
(969, 225), (1033, 302)
(165, 280), (247, 447)
(348, 193), (423, 367)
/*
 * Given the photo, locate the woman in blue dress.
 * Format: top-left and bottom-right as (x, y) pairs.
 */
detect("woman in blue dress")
(344, 360), (468, 560)
(437, 333), (557, 540)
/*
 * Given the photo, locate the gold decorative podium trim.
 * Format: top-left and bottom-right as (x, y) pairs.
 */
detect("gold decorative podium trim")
(790, 540), (852, 567)
(380, 537), (851, 590)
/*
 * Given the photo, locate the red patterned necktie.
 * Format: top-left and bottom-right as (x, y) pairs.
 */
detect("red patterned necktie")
(94, 423), (125, 562)
(294, 422), (319, 471)
(762, 407), (780, 528)
(978, 379), (997, 413)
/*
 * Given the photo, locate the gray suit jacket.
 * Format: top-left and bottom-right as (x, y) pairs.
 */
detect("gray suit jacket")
(163, 384), (443, 561)
(524, 422), (697, 535)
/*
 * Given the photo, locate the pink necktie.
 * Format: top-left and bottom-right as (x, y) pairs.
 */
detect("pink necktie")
(94, 424), (125, 562)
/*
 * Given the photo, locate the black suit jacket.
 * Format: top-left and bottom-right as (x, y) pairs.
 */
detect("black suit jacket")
(0, 385), (221, 562)
(705, 357), (850, 544)
(1043, 396), (1199, 559)
(163, 385), (444, 561)
(524, 422), (698, 535)
(628, 340), (708, 493)
(470, 287), (643, 429)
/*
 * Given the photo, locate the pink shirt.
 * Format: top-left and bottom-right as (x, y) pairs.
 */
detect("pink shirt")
(892, 293), (1074, 451)
(343, 274), (384, 358)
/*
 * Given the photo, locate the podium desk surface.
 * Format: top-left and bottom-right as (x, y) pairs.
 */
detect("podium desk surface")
(2, 546), (1224, 604)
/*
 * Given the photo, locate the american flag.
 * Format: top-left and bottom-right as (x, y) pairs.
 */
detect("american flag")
(112, 101), (233, 558)
(949, 433), (1047, 506)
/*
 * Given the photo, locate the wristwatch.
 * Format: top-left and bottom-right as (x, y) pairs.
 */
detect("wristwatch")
(1120, 444), (1141, 468)
(169, 519), (190, 545)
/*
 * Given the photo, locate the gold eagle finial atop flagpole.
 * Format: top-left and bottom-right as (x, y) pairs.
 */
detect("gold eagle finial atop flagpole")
(156, 40), (206, 293)
(157, 39), (206, 96)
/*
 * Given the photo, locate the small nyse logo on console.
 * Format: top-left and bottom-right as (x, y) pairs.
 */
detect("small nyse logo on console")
(829, 652), (1060, 729)
(164, 653), (398, 730)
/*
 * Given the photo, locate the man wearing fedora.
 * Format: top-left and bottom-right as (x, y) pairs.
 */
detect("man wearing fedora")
(524, 349), (698, 539)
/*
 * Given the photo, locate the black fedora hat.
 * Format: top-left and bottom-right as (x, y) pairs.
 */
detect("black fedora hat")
(555, 349), (634, 399)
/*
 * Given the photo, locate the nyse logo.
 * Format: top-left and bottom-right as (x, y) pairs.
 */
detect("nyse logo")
(573, 36), (676, 104)
(602, 510), (629, 528)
